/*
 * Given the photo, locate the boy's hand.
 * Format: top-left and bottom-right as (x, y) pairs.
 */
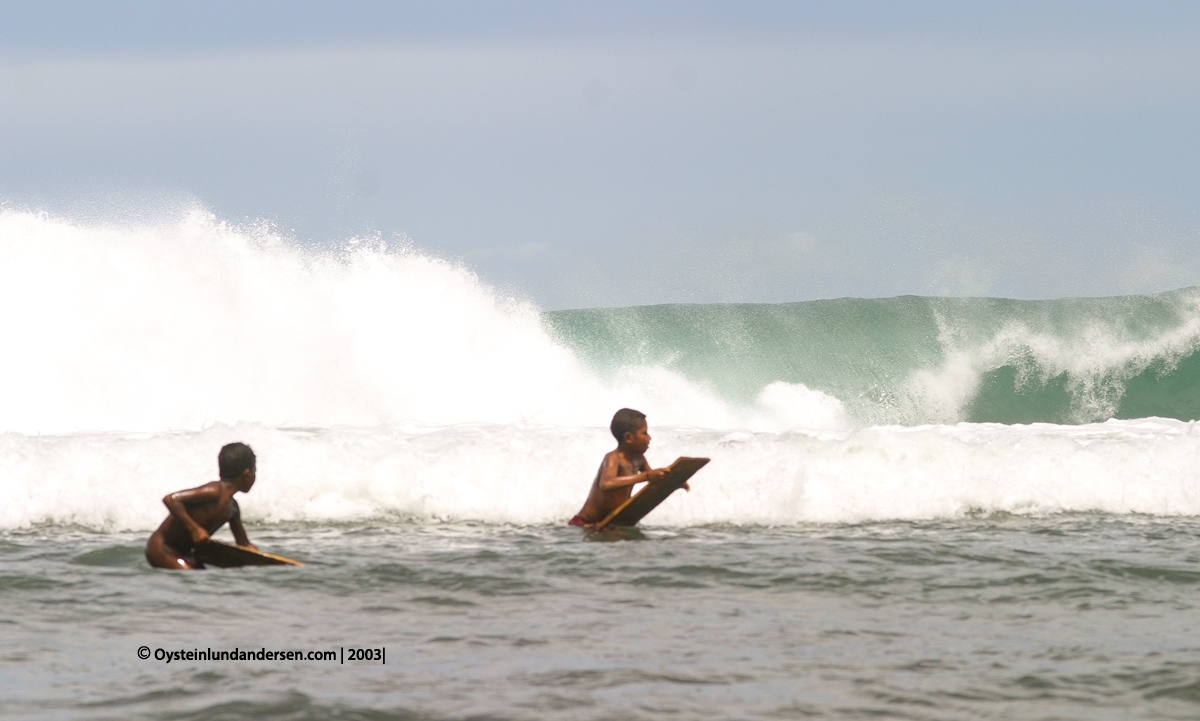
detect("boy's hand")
(646, 468), (669, 483)
(682, 482), (691, 492)
(239, 543), (260, 553)
(191, 527), (210, 545)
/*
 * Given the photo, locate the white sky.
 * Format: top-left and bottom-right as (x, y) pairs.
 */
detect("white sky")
(2, 1), (1199, 309)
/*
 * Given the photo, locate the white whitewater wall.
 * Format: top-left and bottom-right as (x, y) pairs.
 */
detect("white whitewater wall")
(0, 208), (843, 434)
(3, 418), (1200, 530)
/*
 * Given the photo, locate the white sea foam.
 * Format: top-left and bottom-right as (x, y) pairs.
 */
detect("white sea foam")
(4, 417), (1200, 531)
(0, 208), (844, 434)
(684, 417), (1200, 525)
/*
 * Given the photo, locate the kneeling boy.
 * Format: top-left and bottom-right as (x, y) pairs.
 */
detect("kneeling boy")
(570, 408), (684, 528)
(145, 442), (259, 570)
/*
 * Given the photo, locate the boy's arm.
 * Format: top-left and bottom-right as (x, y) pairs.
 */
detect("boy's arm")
(162, 483), (221, 545)
(228, 501), (258, 551)
(598, 454), (668, 490)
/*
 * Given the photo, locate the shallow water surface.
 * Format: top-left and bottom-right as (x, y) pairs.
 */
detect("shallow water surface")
(3, 516), (1199, 720)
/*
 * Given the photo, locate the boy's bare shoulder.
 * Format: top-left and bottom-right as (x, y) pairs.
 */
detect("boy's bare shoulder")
(169, 480), (225, 502)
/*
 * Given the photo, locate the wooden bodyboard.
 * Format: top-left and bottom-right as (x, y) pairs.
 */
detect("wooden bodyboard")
(596, 457), (709, 529)
(195, 539), (303, 568)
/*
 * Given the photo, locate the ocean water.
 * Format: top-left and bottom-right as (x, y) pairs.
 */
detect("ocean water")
(2, 208), (1199, 720)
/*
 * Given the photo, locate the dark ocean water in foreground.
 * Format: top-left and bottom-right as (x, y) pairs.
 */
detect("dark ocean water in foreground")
(3, 518), (1199, 721)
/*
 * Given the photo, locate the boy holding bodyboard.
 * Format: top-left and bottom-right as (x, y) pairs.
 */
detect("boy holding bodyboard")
(145, 442), (299, 569)
(570, 408), (708, 529)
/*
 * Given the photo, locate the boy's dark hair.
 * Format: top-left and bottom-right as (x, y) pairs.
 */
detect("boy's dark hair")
(610, 408), (647, 441)
(218, 442), (256, 479)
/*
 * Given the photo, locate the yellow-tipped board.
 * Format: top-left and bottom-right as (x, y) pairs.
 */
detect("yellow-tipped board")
(596, 457), (710, 529)
(194, 539), (303, 568)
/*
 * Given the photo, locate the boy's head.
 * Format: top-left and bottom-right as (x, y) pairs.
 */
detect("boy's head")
(218, 442), (256, 482)
(610, 408), (648, 448)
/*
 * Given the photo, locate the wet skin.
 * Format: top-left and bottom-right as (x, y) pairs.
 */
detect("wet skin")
(574, 421), (682, 526)
(145, 468), (257, 570)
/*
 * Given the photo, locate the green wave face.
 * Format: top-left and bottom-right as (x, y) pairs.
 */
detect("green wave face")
(544, 288), (1200, 426)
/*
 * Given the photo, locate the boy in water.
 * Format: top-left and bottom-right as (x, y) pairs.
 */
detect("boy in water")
(145, 442), (259, 570)
(569, 408), (685, 528)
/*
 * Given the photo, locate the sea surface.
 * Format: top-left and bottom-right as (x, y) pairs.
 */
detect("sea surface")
(4, 518), (1200, 720)
(2, 209), (1200, 719)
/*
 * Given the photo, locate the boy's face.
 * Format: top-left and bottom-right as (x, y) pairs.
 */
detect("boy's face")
(623, 421), (651, 453)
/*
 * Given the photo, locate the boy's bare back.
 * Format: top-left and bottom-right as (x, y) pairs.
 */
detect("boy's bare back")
(155, 481), (245, 548)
